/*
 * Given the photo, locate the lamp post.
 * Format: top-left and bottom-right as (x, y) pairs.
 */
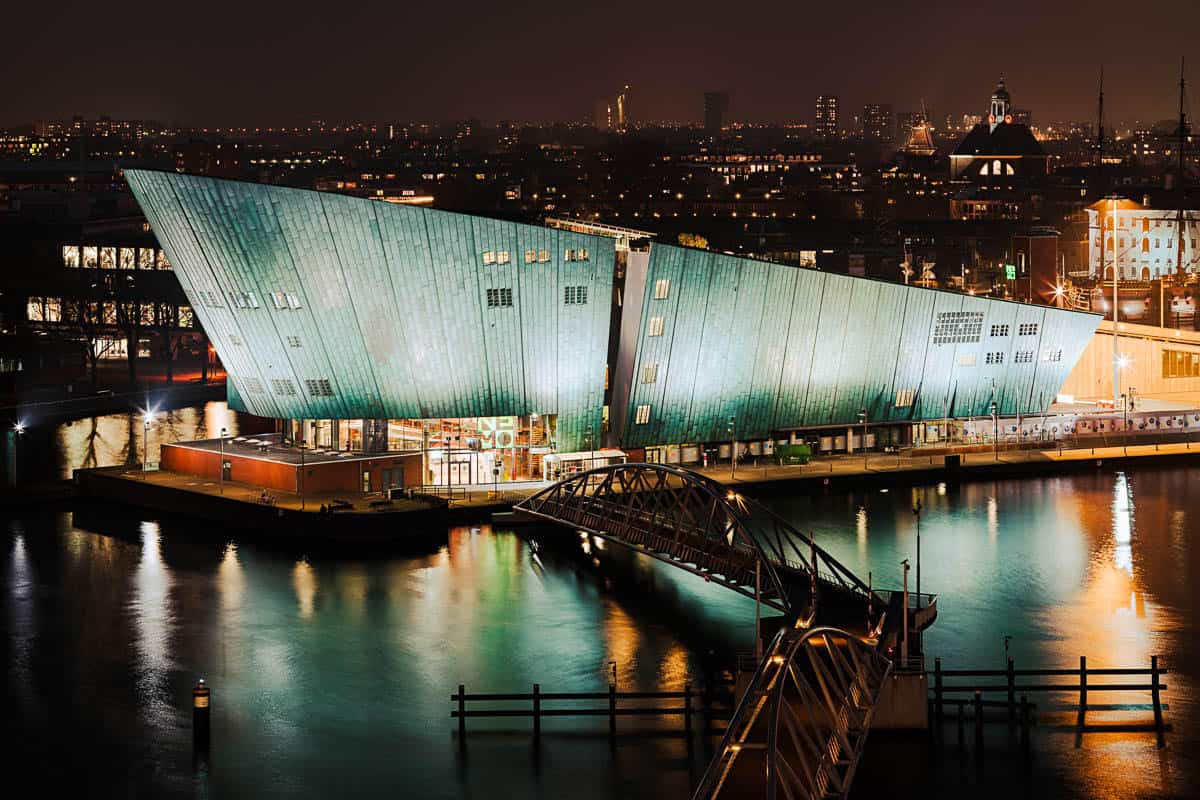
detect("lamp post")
(913, 499), (922, 610)
(900, 559), (910, 665)
(218, 426), (227, 495)
(990, 400), (999, 462)
(1121, 392), (1128, 456)
(858, 408), (868, 469)
(1110, 196), (1120, 411)
(142, 411), (153, 479)
(299, 422), (306, 510)
(727, 415), (737, 481)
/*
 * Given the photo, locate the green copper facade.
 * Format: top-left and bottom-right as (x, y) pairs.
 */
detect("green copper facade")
(125, 171), (1099, 456)
(618, 245), (1099, 449)
(124, 170), (613, 451)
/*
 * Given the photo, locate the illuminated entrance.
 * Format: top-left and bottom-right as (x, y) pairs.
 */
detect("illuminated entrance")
(286, 414), (560, 486)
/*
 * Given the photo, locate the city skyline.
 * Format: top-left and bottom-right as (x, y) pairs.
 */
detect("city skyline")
(4, 0), (1198, 128)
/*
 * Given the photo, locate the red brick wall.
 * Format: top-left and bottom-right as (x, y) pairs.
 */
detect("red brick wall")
(162, 444), (422, 494)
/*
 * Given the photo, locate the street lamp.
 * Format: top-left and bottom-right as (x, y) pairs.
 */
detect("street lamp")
(900, 559), (910, 664)
(218, 426), (227, 495)
(142, 411), (154, 478)
(990, 400), (999, 462)
(1121, 392), (1129, 455)
(727, 415), (737, 480)
(858, 408), (868, 469)
(913, 499), (922, 610)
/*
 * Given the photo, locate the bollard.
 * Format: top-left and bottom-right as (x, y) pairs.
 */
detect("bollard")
(1006, 657), (1016, 722)
(458, 684), (466, 740)
(193, 678), (211, 747)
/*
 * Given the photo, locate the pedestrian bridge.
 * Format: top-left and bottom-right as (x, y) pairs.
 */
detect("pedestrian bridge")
(513, 462), (931, 799)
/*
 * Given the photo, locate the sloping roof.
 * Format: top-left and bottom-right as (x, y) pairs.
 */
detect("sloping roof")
(952, 122), (1044, 157)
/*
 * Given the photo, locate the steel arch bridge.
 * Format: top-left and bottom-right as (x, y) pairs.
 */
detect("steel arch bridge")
(692, 626), (893, 800)
(514, 462), (881, 628)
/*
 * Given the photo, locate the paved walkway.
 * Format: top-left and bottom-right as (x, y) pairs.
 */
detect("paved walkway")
(100, 439), (1200, 518)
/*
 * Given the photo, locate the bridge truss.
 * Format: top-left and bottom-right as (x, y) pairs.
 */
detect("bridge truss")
(692, 626), (893, 800)
(515, 463), (878, 623)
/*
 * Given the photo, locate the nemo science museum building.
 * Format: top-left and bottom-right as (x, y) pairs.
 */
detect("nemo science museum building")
(125, 170), (1099, 491)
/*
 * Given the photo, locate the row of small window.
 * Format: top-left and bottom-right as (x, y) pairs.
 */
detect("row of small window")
(932, 311), (984, 345)
(62, 245), (171, 271)
(26, 296), (193, 327)
(988, 323), (1038, 337)
(223, 290), (302, 311)
(242, 377), (334, 398)
(229, 333), (303, 349)
(481, 248), (590, 265)
(485, 286), (589, 307)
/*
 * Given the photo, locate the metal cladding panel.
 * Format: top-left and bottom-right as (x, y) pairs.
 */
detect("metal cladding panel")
(125, 171), (613, 448)
(771, 269), (826, 428)
(744, 263), (798, 435)
(887, 289), (935, 424)
(620, 244), (1101, 448)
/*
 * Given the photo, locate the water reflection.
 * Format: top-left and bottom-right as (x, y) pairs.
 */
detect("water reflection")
(4, 468), (1199, 799)
(131, 521), (174, 729)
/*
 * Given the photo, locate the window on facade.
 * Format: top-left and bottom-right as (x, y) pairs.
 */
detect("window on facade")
(1014, 351), (1034, 364)
(989, 324), (1010, 337)
(894, 388), (916, 408)
(1163, 349), (1200, 378)
(1017, 322), (1039, 336)
(100, 247), (116, 269)
(304, 379), (334, 397)
(62, 246), (80, 268)
(647, 316), (665, 337)
(271, 292), (286, 310)
(45, 298), (62, 322)
(26, 297), (44, 321)
(1041, 349), (1063, 363)
(985, 351), (1005, 365)
(538, 250), (551, 263)
(932, 311), (983, 344)
(958, 353), (977, 366)
(578, 247), (590, 261)
(486, 288), (514, 308)
(654, 279), (671, 300)
(270, 379), (297, 397)
(496, 251), (511, 265)
(229, 334), (244, 346)
(286, 292), (302, 309)
(564, 248), (575, 262)
(642, 364), (658, 383)
(635, 404), (651, 424)
(564, 285), (588, 305)
(286, 336), (302, 348)
(243, 377), (265, 394)
(524, 250), (536, 264)
(82, 246), (98, 268)
(119, 248), (135, 270)
(482, 251), (496, 265)
(139, 248), (155, 269)
(178, 307), (194, 327)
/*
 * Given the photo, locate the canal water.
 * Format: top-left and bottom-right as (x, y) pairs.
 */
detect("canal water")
(3, 407), (1198, 798)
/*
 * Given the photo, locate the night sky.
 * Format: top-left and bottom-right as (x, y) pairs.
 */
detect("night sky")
(5, 0), (1199, 127)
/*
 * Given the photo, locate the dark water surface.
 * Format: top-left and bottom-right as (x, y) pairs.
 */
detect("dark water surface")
(3, 411), (1198, 798)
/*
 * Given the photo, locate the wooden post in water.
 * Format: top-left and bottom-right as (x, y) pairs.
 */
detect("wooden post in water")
(532, 683), (541, 741)
(1151, 655), (1165, 748)
(974, 690), (984, 751)
(1020, 695), (1031, 753)
(934, 657), (944, 725)
(1007, 657), (1016, 722)
(609, 682), (617, 742)
(1077, 656), (1088, 732)
(684, 682), (693, 737)
(458, 684), (466, 739)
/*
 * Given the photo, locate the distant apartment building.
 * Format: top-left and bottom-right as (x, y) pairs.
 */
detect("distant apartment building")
(815, 95), (839, 140)
(704, 92), (731, 134)
(861, 104), (894, 143)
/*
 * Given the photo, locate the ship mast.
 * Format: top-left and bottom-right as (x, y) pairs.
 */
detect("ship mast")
(1176, 58), (1188, 281)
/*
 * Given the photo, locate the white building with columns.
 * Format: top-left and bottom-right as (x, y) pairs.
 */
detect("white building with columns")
(1087, 197), (1200, 280)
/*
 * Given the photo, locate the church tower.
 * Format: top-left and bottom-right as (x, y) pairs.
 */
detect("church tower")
(988, 78), (1012, 132)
